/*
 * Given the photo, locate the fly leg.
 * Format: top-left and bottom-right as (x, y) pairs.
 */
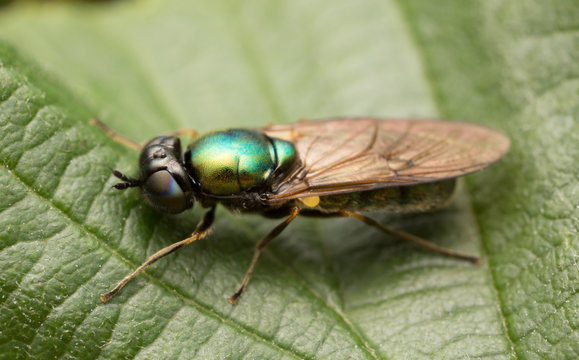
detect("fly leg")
(166, 128), (198, 140)
(90, 117), (198, 150)
(229, 206), (300, 305)
(100, 207), (216, 303)
(90, 117), (142, 151)
(339, 210), (481, 264)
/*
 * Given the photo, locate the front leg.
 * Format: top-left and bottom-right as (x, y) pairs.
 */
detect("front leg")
(100, 206), (216, 303)
(90, 117), (198, 150)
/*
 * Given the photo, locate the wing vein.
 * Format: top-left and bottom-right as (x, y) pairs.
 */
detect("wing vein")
(262, 118), (509, 203)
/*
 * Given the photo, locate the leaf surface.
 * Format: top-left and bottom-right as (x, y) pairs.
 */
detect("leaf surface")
(0, 1), (576, 359)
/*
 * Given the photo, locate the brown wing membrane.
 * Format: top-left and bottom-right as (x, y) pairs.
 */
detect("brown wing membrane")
(262, 118), (509, 204)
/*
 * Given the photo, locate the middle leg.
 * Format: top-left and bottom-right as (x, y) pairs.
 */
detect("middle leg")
(229, 206), (300, 304)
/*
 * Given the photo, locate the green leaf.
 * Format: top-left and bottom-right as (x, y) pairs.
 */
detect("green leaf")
(0, 1), (576, 359)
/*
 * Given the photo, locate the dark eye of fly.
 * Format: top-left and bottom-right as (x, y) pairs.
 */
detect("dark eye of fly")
(143, 170), (187, 213)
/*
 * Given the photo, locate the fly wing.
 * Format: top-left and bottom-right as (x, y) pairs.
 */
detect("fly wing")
(261, 118), (509, 204)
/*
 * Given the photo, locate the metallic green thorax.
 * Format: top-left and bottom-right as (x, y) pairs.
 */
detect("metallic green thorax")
(187, 129), (297, 195)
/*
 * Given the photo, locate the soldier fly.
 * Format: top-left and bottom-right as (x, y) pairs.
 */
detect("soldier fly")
(91, 117), (509, 304)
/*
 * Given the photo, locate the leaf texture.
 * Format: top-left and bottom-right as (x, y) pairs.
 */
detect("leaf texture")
(0, 0), (576, 359)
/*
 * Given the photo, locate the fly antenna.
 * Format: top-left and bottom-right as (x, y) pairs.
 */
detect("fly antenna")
(111, 169), (140, 190)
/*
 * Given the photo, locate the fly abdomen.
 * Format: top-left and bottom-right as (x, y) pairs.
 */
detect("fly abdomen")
(314, 179), (456, 213)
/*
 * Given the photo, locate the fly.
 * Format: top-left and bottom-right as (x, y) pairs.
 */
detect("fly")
(91, 117), (510, 304)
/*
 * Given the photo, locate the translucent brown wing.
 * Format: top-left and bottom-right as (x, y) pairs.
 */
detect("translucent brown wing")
(261, 118), (509, 204)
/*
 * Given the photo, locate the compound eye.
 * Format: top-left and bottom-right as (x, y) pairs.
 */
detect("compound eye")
(143, 170), (189, 213)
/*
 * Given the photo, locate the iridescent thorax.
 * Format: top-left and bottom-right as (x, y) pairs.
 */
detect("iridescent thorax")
(186, 129), (296, 196)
